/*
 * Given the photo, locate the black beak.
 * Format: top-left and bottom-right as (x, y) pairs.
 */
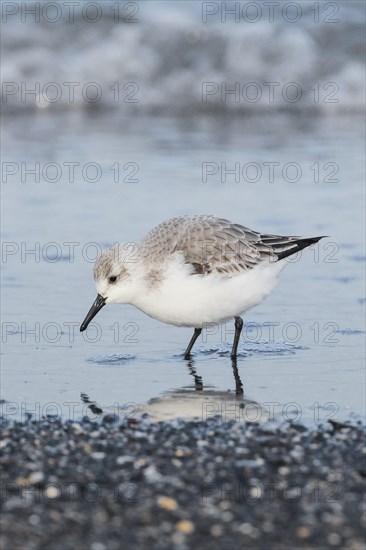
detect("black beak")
(80, 294), (106, 332)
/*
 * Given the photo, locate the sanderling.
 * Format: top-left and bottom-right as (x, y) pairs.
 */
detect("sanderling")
(80, 215), (325, 358)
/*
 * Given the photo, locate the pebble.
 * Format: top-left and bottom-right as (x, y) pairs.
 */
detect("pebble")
(45, 485), (59, 500)
(90, 452), (105, 460)
(27, 472), (44, 485)
(0, 416), (364, 549)
(157, 496), (178, 511)
(176, 520), (194, 534)
(116, 456), (134, 466)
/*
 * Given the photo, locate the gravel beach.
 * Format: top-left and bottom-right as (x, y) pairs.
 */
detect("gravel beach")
(1, 415), (365, 550)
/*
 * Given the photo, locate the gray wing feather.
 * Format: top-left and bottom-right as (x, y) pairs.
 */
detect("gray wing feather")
(140, 215), (304, 277)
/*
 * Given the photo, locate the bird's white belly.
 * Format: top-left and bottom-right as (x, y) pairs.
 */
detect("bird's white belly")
(132, 260), (286, 327)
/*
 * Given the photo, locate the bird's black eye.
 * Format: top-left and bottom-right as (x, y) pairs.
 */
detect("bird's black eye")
(109, 276), (117, 284)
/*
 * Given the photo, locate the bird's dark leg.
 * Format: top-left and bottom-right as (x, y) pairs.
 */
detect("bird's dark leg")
(231, 316), (243, 358)
(184, 328), (202, 359)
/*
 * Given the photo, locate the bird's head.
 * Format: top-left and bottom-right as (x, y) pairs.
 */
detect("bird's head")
(80, 244), (135, 332)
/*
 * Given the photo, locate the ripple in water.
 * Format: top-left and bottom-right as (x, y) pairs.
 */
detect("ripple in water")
(196, 340), (307, 358)
(87, 354), (136, 365)
(336, 329), (365, 335)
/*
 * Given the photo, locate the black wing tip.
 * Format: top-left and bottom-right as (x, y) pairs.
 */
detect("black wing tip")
(276, 235), (328, 260)
(303, 235), (328, 245)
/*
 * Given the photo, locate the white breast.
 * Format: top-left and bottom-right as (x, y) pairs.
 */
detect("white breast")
(131, 258), (286, 327)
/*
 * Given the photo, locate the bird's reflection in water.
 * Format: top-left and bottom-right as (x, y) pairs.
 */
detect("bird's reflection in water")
(231, 359), (244, 396)
(185, 358), (244, 396)
(141, 358), (266, 422)
(186, 360), (203, 391)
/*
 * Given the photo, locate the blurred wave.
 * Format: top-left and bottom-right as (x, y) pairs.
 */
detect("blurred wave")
(1, 0), (364, 116)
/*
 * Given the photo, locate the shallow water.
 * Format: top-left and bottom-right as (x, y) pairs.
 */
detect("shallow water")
(1, 111), (365, 425)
